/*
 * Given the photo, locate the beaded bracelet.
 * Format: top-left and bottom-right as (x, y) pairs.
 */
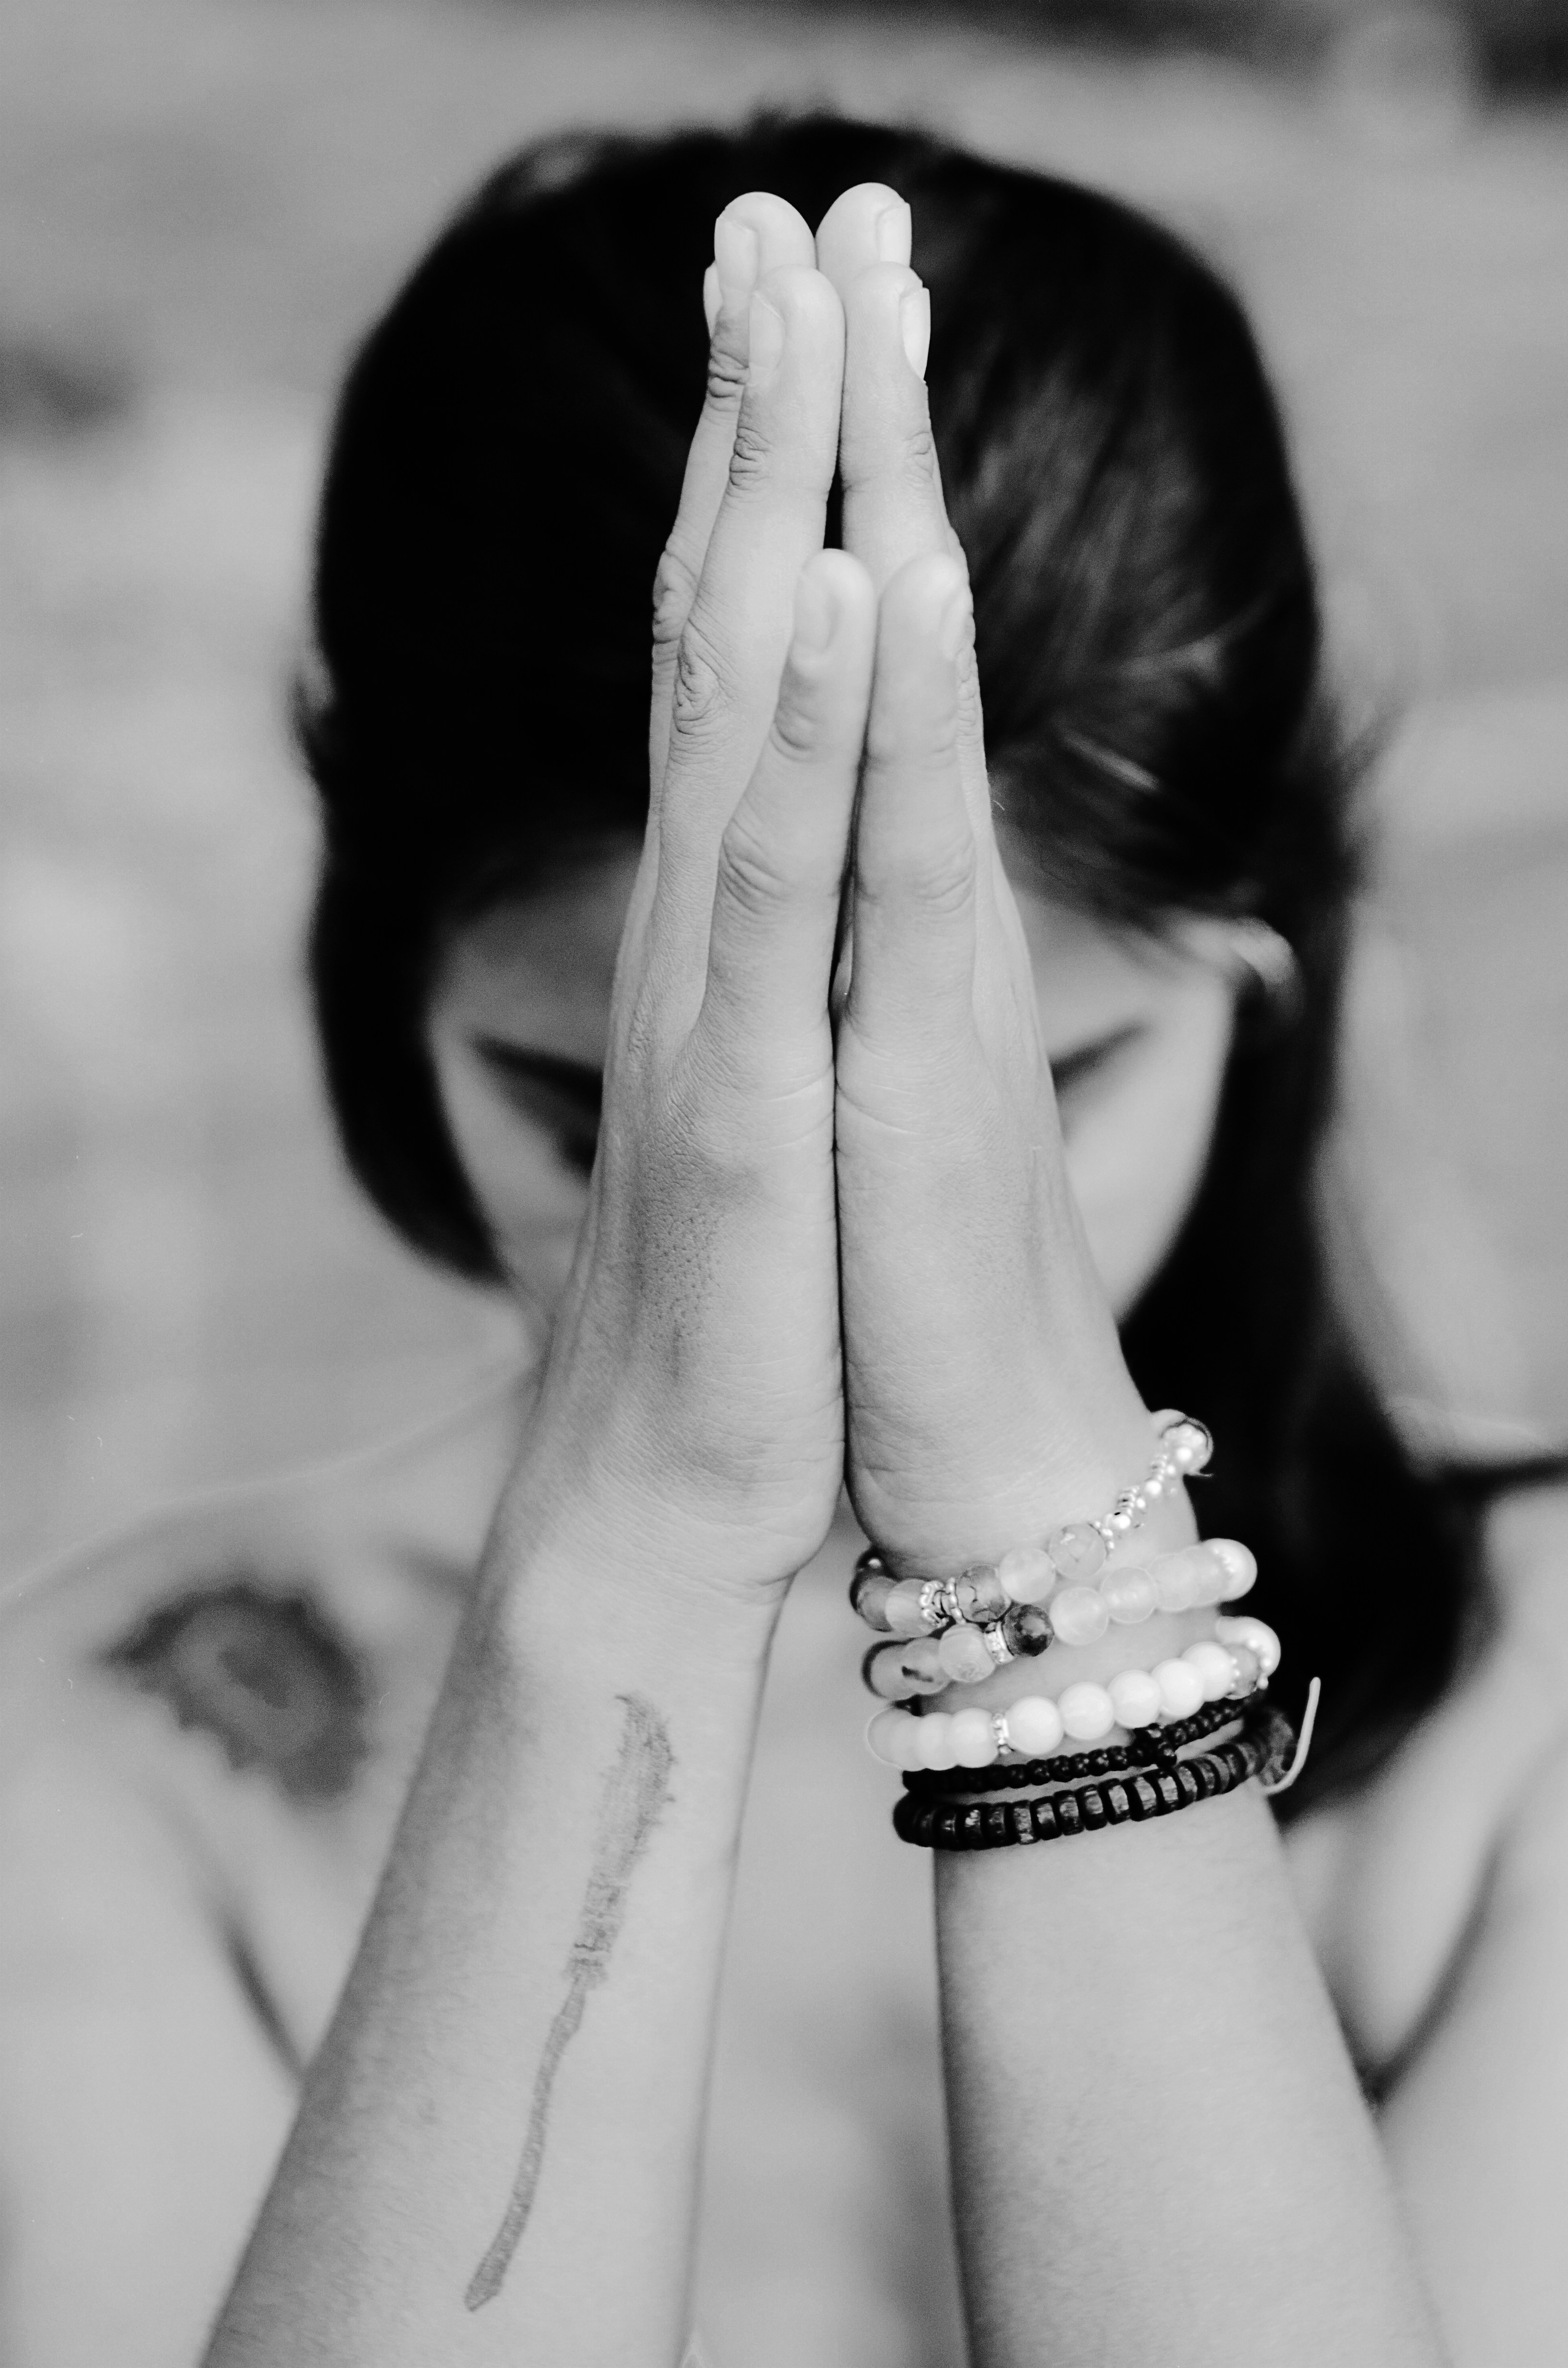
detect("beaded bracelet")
(853, 1411), (1265, 1702)
(892, 1700), (1295, 1851)
(860, 1534), (1259, 1699)
(867, 1617), (1280, 1766)
(901, 1692), (1248, 1794)
(853, 1409), (1214, 1633)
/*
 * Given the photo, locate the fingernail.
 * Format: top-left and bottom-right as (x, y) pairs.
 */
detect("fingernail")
(713, 212), (760, 313)
(900, 285), (931, 381)
(748, 291), (786, 388)
(875, 198), (912, 264)
(937, 583), (973, 662)
(793, 566), (838, 656)
(702, 260), (721, 337)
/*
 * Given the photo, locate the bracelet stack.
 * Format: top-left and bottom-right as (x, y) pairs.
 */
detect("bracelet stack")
(850, 1409), (1291, 1850)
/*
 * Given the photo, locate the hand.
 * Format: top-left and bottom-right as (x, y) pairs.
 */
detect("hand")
(817, 187), (1189, 1575)
(510, 196), (876, 1603)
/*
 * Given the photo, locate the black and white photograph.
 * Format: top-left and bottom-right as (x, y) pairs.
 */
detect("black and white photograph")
(1, 1), (1567, 2360)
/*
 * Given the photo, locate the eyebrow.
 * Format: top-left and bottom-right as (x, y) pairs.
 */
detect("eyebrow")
(472, 1039), (604, 1118)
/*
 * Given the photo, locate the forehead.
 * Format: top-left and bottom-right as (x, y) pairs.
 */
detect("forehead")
(434, 842), (1197, 1052)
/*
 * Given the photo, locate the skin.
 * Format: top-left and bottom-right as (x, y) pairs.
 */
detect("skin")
(0, 178), (1566, 2368)
(430, 859), (1239, 1337)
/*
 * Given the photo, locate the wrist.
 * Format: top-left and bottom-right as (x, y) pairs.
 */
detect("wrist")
(479, 1458), (788, 1681)
(851, 1394), (1192, 1579)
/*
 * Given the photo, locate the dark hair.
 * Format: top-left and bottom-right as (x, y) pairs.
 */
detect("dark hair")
(301, 115), (1511, 1813)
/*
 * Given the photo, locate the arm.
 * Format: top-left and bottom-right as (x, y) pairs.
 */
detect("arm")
(818, 185), (1445, 2366)
(205, 204), (871, 2364)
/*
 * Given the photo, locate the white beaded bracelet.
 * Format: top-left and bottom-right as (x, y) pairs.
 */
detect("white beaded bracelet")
(866, 1619), (1281, 1773)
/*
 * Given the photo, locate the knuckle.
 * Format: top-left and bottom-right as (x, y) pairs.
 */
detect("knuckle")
(651, 543), (700, 651)
(895, 420), (941, 490)
(867, 832), (977, 917)
(705, 341), (749, 408)
(714, 814), (795, 920)
(725, 414), (774, 498)
(667, 621), (731, 756)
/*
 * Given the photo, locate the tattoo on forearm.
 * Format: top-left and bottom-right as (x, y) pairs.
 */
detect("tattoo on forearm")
(464, 1692), (675, 2312)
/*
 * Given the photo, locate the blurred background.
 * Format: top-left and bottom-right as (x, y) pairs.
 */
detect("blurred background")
(1, 0), (1566, 1581)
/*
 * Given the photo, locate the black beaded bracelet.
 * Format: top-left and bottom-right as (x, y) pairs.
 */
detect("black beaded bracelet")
(891, 1701), (1294, 1850)
(900, 1693), (1248, 1798)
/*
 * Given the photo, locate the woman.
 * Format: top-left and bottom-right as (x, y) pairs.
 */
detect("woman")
(1, 115), (1565, 2367)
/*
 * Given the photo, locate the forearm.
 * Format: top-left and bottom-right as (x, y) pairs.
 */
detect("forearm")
(937, 1783), (1445, 2367)
(206, 1482), (776, 2367)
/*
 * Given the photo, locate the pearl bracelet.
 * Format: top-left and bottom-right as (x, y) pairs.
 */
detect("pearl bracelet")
(866, 1616), (1281, 1772)
(902, 1691), (1251, 1793)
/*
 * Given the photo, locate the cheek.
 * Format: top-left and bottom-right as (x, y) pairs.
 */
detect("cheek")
(1060, 1025), (1231, 1322)
(435, 1056), (591, 1309)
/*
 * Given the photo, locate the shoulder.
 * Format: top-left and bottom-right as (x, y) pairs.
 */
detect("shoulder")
(0, 1374), (524, 1834)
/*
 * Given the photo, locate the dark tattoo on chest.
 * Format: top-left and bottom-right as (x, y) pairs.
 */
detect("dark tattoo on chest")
(103, 1580), (370, 1804)
(465, 1692), (675, 2313)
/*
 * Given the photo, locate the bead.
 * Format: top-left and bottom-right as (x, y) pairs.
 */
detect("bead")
(1165, 1416), (1213, 1473)
(1048, 1584), (1111, 1647)
(1003, 1693), (1065, 1757)
(917, 1713), (958, 1770)
(953, 1564), (1008, 1624)
(1208, 1538), (1258, 1601)
(1152, 1657), (1206, 1719)
(1046, 1521), (1107, 1582)
(1225, 1642), (1262, 1694)
(864, 1636), (945, 1699)
(997, 1542), (1056, 1604)
(1107, 1666), (1163, 1728)
(1100, 1566), (1159, 1625)
(884, 1578), (937, 1638)
(1058, 1681), (1116, 1742)
(938, 1623), (999, 1684)
(1001, 1602), (1054, 1658)
(1142, 1472), (1164, 1500)
(1182, 1639), (1242, 1702)
(950, 1707), (998, 1767)
(1215, 1615), (1281, 1677)
(850, 1566), (898, 1630)
(1186, 1546), (1228, 1607)
(920, 1578), (956, 1629)
(867, 1709), (924, 1766)
(1149, 1548), (1201, 1612)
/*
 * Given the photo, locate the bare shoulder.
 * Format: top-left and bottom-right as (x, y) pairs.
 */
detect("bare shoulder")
(1283, 1470), (1568, 2077)
(0, 1377), (525, 2017)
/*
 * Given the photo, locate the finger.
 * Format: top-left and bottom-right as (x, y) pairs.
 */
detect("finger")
(820, 216), (992, 850)
(651, 263), (845, 954)
(814, 180), (912, 283)
(828, 256), (958, 591)
(846, 552), (978, 1053)
(650, 193), (816, 785)
(694, 550), (875, 1075)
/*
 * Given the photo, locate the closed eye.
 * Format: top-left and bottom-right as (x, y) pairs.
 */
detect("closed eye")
(1049, 1024), (1143, 1100)
(473, 1040), (602, 1178)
